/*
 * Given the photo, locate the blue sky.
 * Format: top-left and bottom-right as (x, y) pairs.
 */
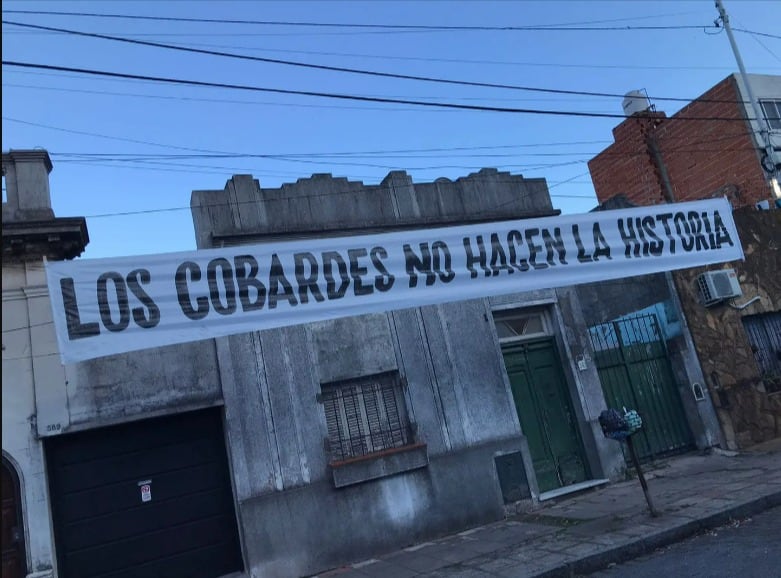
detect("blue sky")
(3, 0), (780, 259)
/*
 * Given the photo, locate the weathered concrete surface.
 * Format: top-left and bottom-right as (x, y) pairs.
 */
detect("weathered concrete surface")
(191, 169), (555, 249)
(576, 274), (667, 325)
(2, 150), (55, 221)
(193, 170), (625, 578)
(331, 444), (429, 488)
(315, 444), (781, 578)
(64, 339), (223, 430)
(239, 438), (522, 578)
(217, 313), (530, 577)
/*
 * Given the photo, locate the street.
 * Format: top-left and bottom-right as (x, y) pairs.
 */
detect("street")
(589, 506), (781, 578)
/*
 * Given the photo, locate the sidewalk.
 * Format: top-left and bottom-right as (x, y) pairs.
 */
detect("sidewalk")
(316, 442), (781, 578)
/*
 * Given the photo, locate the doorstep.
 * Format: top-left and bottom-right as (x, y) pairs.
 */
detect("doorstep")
(539, 478), (610, 501)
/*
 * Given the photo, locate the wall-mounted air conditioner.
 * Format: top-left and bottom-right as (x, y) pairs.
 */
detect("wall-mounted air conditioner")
(697, 269), (742, 307)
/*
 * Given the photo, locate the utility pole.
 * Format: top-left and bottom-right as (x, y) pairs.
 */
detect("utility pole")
(715, 0), (781, 199)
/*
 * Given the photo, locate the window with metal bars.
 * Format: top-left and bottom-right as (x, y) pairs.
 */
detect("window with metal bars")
(321, 372), (412, 462)
(742, 311), (781, 393)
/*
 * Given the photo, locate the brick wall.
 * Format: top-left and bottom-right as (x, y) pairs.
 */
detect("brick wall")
(589, 76), (772, 209)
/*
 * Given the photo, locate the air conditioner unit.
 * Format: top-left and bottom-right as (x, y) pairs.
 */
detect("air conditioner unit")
(697, 269), (742, 307)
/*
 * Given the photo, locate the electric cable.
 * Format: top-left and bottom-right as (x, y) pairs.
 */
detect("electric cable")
(1, 61), (763, 122)
(1, 20), (758, 105)
(2, 80), (642, 106)
(0, 9), (712, 31)
(733, 28), (781, 41)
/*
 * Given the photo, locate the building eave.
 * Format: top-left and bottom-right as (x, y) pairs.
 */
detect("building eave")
(2, 216), (90, 262)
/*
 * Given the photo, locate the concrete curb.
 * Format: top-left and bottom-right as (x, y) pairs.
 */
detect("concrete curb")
(535, 490), (781, 577)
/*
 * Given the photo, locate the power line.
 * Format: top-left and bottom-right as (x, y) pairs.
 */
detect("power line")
(18, 74), (716, 109)
(0, 81), (627, 109)
(4, 119), (598, 217)
(8, 164), (742, 221)
(0, 70), (648, 104)
(54, 155), (589, 173)
(50, 152), (599, 162)
(41, 158), (381, 179)
(2, 116), (745, 164)
(44, 146), (757, 176)
(734, 18), (781, 64)
(1, 20), (753, 105)
(51, 145), (756, 166)
(48, 128), (753, 161)
(4, 168), (598, 222)
(3, 116), (612, 157)
(733, 28), (781, 41)
(3, 116), (236, 154)
(3, 136), (754, 223)
(149, 41), (781, 72)
(5, 114), (754, 178)
(50, 140), (612, 156)
(39, 147), (595, 176)
(5, 115), (597, 177)
(0, 29), (489, 38)
(0, 82), (456, 114)
(0, 9), (712, 32)
(492, 171), (595, 209)
(6, 114), (754, 177)
(0, 61), (761, 121)
(79, 188), (598, 220)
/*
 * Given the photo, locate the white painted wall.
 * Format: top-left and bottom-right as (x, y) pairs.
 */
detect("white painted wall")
(735, 74), (781, 168)
(2, 261), (58, 578)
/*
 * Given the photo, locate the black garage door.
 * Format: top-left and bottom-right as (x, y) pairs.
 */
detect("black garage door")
(46, 408), (243, 578)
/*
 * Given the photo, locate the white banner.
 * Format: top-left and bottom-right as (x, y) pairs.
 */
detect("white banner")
(46, 198), (743, 363)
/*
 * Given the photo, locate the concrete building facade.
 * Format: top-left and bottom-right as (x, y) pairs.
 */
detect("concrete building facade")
(2, 150), (89, 578)
(188, 168), (628, 577)
(3, 152), (725, 578)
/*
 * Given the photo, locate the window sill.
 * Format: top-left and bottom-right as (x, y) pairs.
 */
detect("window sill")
(330, 443), (428, 488)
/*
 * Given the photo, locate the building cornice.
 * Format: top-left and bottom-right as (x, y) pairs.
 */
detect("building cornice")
(2, 217), (89, 262)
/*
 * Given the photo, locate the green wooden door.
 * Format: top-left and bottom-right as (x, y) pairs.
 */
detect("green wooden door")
(502, 339), (588, 493)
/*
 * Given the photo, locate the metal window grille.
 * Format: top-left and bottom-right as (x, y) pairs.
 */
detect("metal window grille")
(321, 372), (411, 461)
(742, 312), (781, 393)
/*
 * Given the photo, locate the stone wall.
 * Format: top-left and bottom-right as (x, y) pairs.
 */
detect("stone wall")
(673, 208), (781, 448)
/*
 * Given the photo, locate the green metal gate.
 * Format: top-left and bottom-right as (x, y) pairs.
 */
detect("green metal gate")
(589, 313), (694, 462)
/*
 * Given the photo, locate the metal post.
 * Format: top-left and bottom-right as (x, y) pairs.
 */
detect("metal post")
(715, 0), (780, 191)
(626, 435), (660, 517)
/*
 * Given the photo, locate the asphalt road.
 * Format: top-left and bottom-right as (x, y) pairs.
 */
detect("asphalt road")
(590, 506), (781, 578)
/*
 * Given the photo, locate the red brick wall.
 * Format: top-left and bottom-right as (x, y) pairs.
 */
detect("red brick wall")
(589, 76), (771, 209)
(588, 112), (669, 205)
